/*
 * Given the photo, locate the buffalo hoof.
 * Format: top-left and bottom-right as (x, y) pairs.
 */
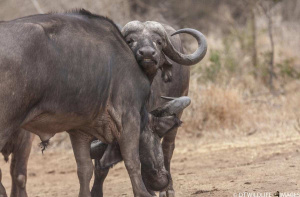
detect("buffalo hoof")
(159, 190), (175, 197)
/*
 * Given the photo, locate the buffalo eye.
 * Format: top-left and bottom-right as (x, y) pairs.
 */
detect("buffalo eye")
(157, 40), (162, 46)
(127, 38), (134, 45)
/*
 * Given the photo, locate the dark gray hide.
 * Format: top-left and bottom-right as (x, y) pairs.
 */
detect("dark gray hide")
(1, 130), (34, 197)
(91, 21), (207, 197)
(91, 97), (190, 195)
(0, 9), (156, 197)
(141, 97), (190, 193)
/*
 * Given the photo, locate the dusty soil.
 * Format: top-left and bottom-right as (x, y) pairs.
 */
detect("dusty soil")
(1, 131), (300, 197)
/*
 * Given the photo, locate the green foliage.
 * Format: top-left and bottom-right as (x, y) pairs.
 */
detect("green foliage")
(197, 46), (240, 84)
(277, 58), (300, 79)
(204, 49), (221, 82)
(257, 51), (272, 84)
(223, 36), (239, 74)
(195, 19), (299, 88)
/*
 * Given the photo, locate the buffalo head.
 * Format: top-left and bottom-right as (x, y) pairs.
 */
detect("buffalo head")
(90, 96), (191, 192)
(122, 21), (207, 82)
(140, 96), (190, 192)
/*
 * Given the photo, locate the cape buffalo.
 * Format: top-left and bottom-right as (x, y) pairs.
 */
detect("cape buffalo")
(91, 21), (207, 197)
(1, 130), (34, 197)
(0, 9), (185, 197)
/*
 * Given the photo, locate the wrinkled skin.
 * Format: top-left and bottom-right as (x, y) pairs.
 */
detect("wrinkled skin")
(139, 112), (183, 193)
(91, 112), (181, 196)
(140, 97), (191, 192)
(0, 10), (161, 197)
(1, 130), (34, 197)
(92, 21), (207, 197)
(91, 97), (190, 196)
(140, 124), (170, 194)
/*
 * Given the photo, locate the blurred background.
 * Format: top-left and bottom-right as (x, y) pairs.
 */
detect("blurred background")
(1, 0), (299, 136)
(1, 1), (300, 196)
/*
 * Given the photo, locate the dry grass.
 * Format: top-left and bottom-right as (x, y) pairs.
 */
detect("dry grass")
(179, 8), (300, 139)
(182, 79), (246, 133)
(181, 75), (300, 141)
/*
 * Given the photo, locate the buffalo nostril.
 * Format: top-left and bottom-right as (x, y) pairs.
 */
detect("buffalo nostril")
(138, 47), (156, 58)
(138, 50), (144, 56)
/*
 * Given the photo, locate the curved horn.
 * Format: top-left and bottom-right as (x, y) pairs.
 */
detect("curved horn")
(151, 96), (191, 117)
(150, 96), (191, 137)
(163, 28), (207, 66)
(160, 96), (176, 100)
(121, 20), (143, 37)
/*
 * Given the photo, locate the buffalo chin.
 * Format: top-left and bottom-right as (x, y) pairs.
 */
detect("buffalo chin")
(142, 170), (170, 191)
(140, 60), (158, 69)
(138, 61), (159, 80)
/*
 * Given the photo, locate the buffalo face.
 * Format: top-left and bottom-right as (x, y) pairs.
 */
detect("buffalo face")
(139, 96), (190, 192)
(140, 125), (170, 192)
(123, 22), (163, 79)
(122, 21), (207, 82)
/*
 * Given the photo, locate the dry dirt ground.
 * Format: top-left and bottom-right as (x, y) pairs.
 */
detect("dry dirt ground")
(1, 130), (300, 197)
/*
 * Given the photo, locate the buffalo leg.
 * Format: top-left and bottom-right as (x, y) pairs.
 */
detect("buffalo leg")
(91, 142), (123, 197)
(0, 169), (7, 197)
(0, 126), (18, 197)
(91, 160), (109, 197)
(69, 131), (94, 197)
(10, 131), (34, 197)
(159, 128), (178, 197)
(118, 112), (152, 197)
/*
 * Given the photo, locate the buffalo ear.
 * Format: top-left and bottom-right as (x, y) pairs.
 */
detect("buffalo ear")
(149, 114), (182, 138)
(90, 140), (108, 160)
(99, 142), (123, 169)
(159, 53), (173, 83)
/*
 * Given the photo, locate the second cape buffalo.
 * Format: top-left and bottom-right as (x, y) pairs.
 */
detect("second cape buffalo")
(91, 21), (207, 196)
(0, 9), (187, 197)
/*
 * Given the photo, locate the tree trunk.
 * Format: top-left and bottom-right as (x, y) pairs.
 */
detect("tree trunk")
(266, 10), (275, 92)
(260, 1), (276, 93)
(250, 6), (258, 77)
